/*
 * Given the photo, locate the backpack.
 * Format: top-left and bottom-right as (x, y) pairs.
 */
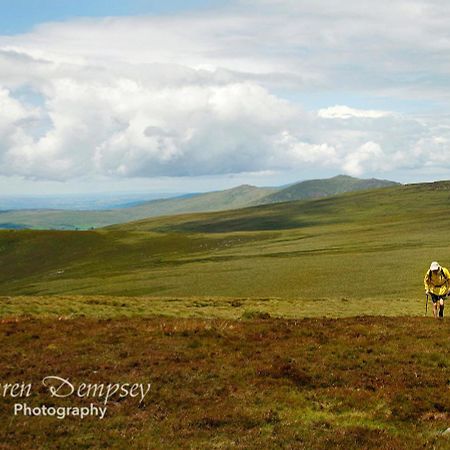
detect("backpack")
(428, 268), (449, 285)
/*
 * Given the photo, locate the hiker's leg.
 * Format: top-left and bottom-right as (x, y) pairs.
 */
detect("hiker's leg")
(439, 298), (444, 318)
(432, 296), (439, 318)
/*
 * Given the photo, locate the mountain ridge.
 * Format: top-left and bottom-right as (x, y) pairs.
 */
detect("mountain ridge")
(251, 175), (399, 205)
(0, 175), (399, 230)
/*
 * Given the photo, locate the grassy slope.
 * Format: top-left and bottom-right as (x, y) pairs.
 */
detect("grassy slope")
(1, 316), (449, 449)
(0, 181), (449, 312)
(0, 185), (278, 230)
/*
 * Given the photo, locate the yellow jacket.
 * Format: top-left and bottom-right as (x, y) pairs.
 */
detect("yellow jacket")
(424, 267), (450, 296)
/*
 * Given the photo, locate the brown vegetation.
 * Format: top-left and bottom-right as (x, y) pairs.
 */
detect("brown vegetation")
(0, 316), (449, 449)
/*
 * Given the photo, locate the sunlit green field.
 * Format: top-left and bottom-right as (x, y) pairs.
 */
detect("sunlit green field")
(0, 294), (424, 319)
(0, 182), (448, 314)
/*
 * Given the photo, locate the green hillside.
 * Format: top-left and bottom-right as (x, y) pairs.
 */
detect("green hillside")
(0, 176), (396, 230)
(253, 174), (399, 204)
(127, 183), (277, 216)
(0, 180), (448, 312)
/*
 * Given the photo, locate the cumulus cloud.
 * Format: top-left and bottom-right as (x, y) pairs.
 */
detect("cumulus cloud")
(343, 142), (389, 176)
(1, 1), (450, 183)
(318, 106), (392, 120)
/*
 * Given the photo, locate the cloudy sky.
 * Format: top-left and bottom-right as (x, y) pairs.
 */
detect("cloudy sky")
(1, 0), (450, 195)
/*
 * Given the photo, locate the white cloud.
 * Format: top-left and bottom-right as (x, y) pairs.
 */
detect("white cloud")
(343, 141), (389, 176)
(1, 2), (450, 184)
(274, 130), (338, 166)
(318, 105), (392, 119)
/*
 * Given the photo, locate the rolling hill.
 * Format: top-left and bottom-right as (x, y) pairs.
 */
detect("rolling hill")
(0, 179), (447, 305)
(253, 174), (399, 204)
(0, 175), (398, 230)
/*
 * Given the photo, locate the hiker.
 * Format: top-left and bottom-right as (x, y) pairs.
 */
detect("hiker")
(424, 261), (450, 319)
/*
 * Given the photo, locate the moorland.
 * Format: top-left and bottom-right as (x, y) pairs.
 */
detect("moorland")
(1, 179), (450, 449)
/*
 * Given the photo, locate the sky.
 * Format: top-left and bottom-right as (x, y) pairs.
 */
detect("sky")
(1, 0), (450, 195)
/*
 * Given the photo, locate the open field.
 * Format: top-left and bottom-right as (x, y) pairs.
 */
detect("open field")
(1, 316), (450, 449)
(0, 295), (426, 319)
(0, 181), (449, 306)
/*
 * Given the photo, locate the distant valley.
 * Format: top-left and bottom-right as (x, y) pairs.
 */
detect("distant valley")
(0, 192), (185, 211)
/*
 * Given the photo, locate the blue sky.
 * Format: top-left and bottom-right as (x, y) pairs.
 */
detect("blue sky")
(0, 0), (227, 34)
(1, 0), (450, 195)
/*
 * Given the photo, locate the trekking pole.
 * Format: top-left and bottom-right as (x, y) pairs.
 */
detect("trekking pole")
(425, 293), (429, 316)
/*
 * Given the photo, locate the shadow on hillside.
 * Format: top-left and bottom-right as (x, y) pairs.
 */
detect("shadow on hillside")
(156, 207), (342, 233)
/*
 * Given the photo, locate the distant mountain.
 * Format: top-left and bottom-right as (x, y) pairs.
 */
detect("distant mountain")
(251, 175), (399, 205)
(0, 176), (398, 230)
(129, 184), (278, 217)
